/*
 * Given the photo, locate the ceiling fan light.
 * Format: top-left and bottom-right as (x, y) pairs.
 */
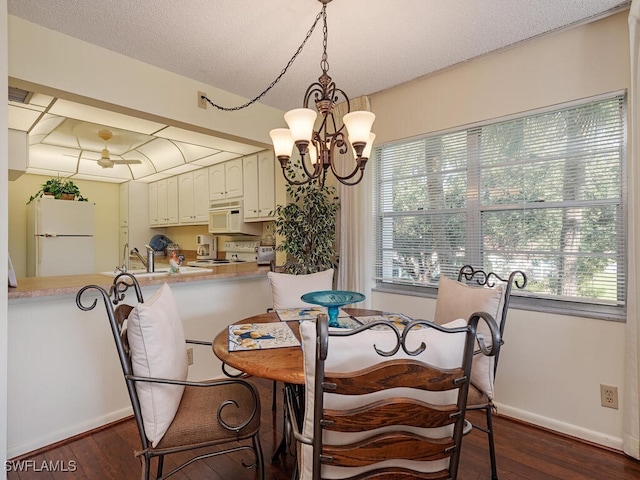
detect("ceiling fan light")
(284, 108), (317, 142)
(343, 111), (375, 145)
(97, 159), (114, 168)
(101, 148), (110, 160)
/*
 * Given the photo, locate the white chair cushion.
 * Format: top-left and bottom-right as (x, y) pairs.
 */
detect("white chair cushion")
(267, 269), (334, 309)
(127, 283), (188, 447)
(298, 318), (467, 480)
(434, 275), (505, 399)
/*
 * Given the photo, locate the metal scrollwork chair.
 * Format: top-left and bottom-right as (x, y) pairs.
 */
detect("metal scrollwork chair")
(76, 274), (264, 480)
(289, 311), (501, 480)
(434, 265), (527, 480)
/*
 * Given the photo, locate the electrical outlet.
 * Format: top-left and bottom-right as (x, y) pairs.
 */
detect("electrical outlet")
(186, 347), (194, 366)
(197, 91), (207, 109)
(600, 384), (618, 409)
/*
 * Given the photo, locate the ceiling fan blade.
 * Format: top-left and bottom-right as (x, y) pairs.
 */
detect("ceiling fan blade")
(112, 159), (142, 165)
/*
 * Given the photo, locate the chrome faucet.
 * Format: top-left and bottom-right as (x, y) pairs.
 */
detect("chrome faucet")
(144, 245), (155, 273)
(132, 247), (149, 270)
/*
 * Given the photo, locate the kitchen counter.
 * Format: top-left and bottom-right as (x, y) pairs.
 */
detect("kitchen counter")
(8, 262), (274, 458)
(8, 262), (270, 300)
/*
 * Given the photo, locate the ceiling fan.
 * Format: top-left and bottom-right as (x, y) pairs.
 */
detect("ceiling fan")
(97, 129), (142, 168)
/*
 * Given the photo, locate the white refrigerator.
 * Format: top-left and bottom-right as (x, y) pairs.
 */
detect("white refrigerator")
(27, 198), (95, 277)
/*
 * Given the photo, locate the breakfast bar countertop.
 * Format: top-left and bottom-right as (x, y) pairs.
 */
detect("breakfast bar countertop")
(8, 262), (270, 300)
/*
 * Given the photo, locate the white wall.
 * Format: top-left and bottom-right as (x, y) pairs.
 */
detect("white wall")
(1, 0), (10, 477)
(7, 16), (285, 147)
(7, 275), (272, 458)
(369, 11), (630, 450)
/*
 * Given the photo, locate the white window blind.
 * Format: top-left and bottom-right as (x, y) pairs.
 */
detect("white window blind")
(374, 93), (626, 309)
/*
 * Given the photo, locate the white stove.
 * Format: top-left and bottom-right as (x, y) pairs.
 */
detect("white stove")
(187, 240), (258, 267)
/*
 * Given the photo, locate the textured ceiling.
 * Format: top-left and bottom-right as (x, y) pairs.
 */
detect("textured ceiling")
(7, 0), (631, 182)
(8, 0), (630, 111)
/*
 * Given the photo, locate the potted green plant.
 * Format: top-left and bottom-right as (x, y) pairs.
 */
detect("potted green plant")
(273, 160), (339, 274)
(27, 177), (89, 204)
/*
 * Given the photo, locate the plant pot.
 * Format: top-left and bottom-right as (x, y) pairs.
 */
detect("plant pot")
(59, 193), (76, 201)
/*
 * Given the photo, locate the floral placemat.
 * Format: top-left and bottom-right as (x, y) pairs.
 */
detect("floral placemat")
(228, 322), (300, 351)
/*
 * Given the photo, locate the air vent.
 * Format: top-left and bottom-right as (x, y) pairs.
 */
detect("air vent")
(8, 87), (33, 104)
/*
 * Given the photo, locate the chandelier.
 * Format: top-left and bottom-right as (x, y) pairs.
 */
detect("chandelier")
(201, 0), (375, 187)
(269, 0), (375, 187)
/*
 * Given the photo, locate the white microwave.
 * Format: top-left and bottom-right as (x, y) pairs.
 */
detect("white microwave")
(208, 200), (262, 236)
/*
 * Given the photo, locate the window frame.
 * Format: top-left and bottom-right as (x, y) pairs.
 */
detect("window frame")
(372, 91), (628, 321)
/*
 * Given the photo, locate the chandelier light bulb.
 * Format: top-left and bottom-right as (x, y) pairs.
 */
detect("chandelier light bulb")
(308, 143), (319, 165)
(353, 132), (376, 159)
(284, 108), (317, 142)
(269, 128), (294, 158)
(343, 111), (376, 145)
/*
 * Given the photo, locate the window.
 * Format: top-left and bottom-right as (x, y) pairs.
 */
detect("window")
(374, 93), (627, 316)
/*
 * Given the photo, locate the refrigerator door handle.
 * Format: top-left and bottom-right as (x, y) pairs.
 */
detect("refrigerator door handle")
(37, 237), (42, 275)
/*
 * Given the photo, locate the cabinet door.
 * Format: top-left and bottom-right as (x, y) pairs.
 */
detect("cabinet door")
(209, 164), (226, 200)
(178, 173), (195, 223)
(243, 154), (259, 220)
(119, 183), (129, 226)
(166, 176), (179, 224)
(258, 151), (276, 219)
(157, 179), (169, 224)
(225, 158), (244, 198)
(193, 169), (210, 222)
(149, 181), (161, 225)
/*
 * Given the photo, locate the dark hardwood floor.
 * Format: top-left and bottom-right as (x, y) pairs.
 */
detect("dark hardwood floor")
(7, 377), (640, 480)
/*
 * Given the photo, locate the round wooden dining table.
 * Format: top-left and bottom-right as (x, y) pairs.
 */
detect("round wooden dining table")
(212, 307), (381, 384)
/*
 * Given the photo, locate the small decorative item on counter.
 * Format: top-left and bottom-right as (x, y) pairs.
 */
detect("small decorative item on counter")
(169, 250), (181, 275)
(166, 243), (181, 256)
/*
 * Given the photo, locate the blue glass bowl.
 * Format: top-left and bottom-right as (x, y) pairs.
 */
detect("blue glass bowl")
(301, 290), (366, 327)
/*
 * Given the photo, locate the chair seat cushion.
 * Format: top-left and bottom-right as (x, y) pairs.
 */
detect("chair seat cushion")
(155, 381), (261, 451)
(434, 275), (505, 399)
(127, 283), (188, 447)
(268, 269), (334, 309)
(466, 382), (491, 409)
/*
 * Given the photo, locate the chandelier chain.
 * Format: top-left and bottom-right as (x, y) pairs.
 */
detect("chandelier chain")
(202, 6), (325, 111)
(320, 3), (329, 73)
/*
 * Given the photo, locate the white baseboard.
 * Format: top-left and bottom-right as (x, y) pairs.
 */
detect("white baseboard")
(8, 406), (133, 459)
(495, 402), (624, 452)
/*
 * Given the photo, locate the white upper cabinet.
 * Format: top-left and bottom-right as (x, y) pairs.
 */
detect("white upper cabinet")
(149, 177), (179, 226)
(243, 151), (276, 222)
(120, 181), (155, 262)
(178, 169), (209, 224)
(166, 176), (179, 224)
(148, 181), (159, 226)
(209, 158), (243, 200)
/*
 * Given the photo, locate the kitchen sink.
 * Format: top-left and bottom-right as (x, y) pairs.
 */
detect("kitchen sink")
(99, 266), (213, 277)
